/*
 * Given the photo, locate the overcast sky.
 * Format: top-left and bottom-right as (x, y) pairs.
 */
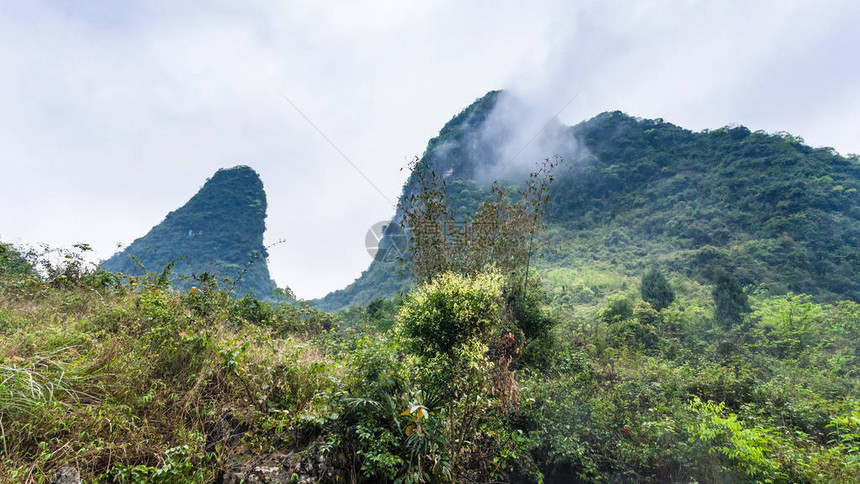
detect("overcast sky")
(1, 1), (858, 299)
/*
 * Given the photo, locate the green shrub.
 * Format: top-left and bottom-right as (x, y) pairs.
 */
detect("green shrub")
(641, 267), (674, 311)
(599, 295), (634, 323)
(687, 397), (783, 482)
(397, 271), (504, 360)
(713, 268), (751, 330)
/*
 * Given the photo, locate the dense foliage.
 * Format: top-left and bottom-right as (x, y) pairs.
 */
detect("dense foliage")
(398, 271), (504, 360)
(318, 91), (860, 310)
(548, 111), (860, 302)
(0, 243), (34, 278)
(2, 238), (860, 483)
(101, 166), (279, 301)
(640, 267), (675, 311)
(712, 268), (751, 330)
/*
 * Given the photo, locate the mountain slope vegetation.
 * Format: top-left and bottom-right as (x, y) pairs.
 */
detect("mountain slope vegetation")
(101, 165), (279, 300)
(547, 110), (860, 300)
(317, 91), (860, 310)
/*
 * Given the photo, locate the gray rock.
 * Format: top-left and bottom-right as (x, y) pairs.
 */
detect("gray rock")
(51, 467), (80, 484)
(223, 453), (295, 484)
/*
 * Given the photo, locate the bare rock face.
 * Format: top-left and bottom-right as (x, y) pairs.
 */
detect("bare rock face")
(222, 451), (331, 484)
(51, 467), (80, 484)
(222, 453), (294, 484)
(223, 464), (293, 484)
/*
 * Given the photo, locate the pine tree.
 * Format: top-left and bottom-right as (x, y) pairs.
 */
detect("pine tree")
(712, 268), (750, 329)
(641, 267), (675, 311)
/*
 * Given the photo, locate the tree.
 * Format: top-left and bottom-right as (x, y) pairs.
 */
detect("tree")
(752, 293), (825, 357)
(0, 242), (34, 278)
(713, 268), (750, 330)
(398, 156), (557, 284)
(641, 266), (675, 311)
(398, 271), (504, 361)
(397, 156), (560, 369)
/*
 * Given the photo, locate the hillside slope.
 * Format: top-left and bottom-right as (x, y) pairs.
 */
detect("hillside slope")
(317, 91), (860, 310)
(101, 165), (279, 299)
(546, 111), (860, 300)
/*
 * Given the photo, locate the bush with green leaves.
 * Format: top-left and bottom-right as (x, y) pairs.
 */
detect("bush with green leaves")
(387, 270), (545, 482)
(599, 294), (635, 323)
(686, 397), (784, 482)
(397, 271), (504, 361)
(713, 268), (751, 330)
(828, 407), (860, 465)
(111, 444), (208, 484)
(0, 242), (34, 279)
(641, 267), (674, 311)
(609, 301), (661, 351)
(753, 292), (826, 358)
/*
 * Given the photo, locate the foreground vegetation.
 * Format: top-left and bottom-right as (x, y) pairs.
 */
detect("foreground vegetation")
(5, 96), (860, 480)
(4, 196), (860, 483)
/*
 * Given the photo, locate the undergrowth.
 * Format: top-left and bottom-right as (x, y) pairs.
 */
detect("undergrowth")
(1, 243), (859, 483)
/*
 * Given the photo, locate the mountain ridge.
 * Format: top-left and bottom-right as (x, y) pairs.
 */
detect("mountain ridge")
(315, 91), (860, 310)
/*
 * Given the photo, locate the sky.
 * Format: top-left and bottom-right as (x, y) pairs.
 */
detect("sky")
(1, 0), (859, 299)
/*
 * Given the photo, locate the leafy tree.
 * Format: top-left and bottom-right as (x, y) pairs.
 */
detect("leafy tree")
(753, 293), (825, 357)
(713, 268), (750, 330)
(599, 294), (634, 323)
(397, 271), (504, 361)
(640, 266), (675, 310)
(687, 397), (784, 481)
(0, 242), (34, 278)
(609, 300), (660, 350)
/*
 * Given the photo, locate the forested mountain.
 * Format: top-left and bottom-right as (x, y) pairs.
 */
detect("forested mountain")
(101, 165), (279, 299)
(317, 91), (860, 310)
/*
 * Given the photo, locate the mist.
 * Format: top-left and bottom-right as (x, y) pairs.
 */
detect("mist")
(473, 91), (585, 184)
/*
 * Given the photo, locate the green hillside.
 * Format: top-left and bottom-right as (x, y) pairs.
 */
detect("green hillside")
(317, 91), (860, 310)
(547, 110), (860, 300)
(101, 165), (279, 300)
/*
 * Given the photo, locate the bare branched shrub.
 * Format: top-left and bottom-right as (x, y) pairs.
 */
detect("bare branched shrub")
(399, 155), (558, 284)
